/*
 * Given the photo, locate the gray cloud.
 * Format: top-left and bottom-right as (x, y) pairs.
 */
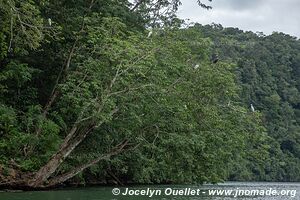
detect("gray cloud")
(177, 0), (300, 38)
(211, 0), (263, 10)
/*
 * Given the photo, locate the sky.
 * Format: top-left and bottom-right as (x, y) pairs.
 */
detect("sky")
(177, 0), (300, 38)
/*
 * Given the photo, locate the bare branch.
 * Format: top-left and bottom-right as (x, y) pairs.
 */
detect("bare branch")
(8, 8), (13, 52)
(130, 0), (146, 11)
(197, 0), (213, 9)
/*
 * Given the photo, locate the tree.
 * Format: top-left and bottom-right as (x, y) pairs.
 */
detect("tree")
(0, 0), (274, 189)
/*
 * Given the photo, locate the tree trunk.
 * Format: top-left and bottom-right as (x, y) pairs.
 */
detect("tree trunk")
(29, 124), (97, 187)
(46, 140), (128, 187)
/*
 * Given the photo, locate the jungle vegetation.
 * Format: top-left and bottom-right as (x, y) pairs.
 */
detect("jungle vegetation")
(0, 0), (299, 189)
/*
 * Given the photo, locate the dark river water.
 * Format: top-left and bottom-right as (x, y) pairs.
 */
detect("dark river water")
(0, 182), (299, 200)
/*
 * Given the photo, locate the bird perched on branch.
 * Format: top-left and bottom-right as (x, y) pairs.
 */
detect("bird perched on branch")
(48, 18), (52, 26)
(211, 53), (219, 64)
(147, 30), (153, 38)
(250, 104), (255, 112)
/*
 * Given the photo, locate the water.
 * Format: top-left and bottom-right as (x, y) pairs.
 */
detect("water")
(0, 182), (299, 200)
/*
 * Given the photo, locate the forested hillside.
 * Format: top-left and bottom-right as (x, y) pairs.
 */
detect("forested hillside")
(195, 24), (300, 181)
(0, 0), (299, 189)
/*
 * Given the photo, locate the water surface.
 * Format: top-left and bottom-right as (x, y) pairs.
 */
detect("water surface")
(1, 182), (299, 200)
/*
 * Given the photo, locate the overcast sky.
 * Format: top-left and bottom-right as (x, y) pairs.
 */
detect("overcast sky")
(177, 0), (300, 38)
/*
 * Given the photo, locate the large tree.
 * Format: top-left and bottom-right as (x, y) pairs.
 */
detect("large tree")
(0, 0), (269, 189)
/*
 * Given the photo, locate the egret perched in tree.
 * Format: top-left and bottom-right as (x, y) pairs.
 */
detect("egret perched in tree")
(147, 30), (153, 38)
(250, 104), (255, 112)
(48, 18), (52, 26)
(194, 64), (200, 69)
(227, 100), (231, 106)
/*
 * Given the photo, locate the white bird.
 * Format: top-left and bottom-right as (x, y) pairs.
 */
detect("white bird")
(48, 18), (52, 26)
(250, 104), (255, 112)
(147, 31), (153, 38)
(194, 64), (200, 69)
(227, 101), (231, 107)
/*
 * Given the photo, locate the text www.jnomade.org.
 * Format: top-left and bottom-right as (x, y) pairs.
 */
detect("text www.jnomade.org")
(111, 187), (297, 198)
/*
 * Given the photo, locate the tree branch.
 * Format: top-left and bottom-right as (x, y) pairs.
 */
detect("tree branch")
(8, 8), (14, 53)
(38, 0), (96, 129)
(47, 140), (129, 187)
(130, 0), (146, 11)
(30, 107), (119, 187)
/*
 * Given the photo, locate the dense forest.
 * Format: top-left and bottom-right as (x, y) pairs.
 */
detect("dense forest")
(0, 0), (299, 189)
(197, 24), (300, 181)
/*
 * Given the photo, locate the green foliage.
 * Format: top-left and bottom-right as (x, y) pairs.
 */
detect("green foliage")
(0, 0), (295, 187)
(196, 24), (300, 181)
(0, 0), (46, 56)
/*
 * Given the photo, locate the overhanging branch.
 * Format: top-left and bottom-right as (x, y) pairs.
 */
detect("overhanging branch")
(47, 140), (129, 186)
